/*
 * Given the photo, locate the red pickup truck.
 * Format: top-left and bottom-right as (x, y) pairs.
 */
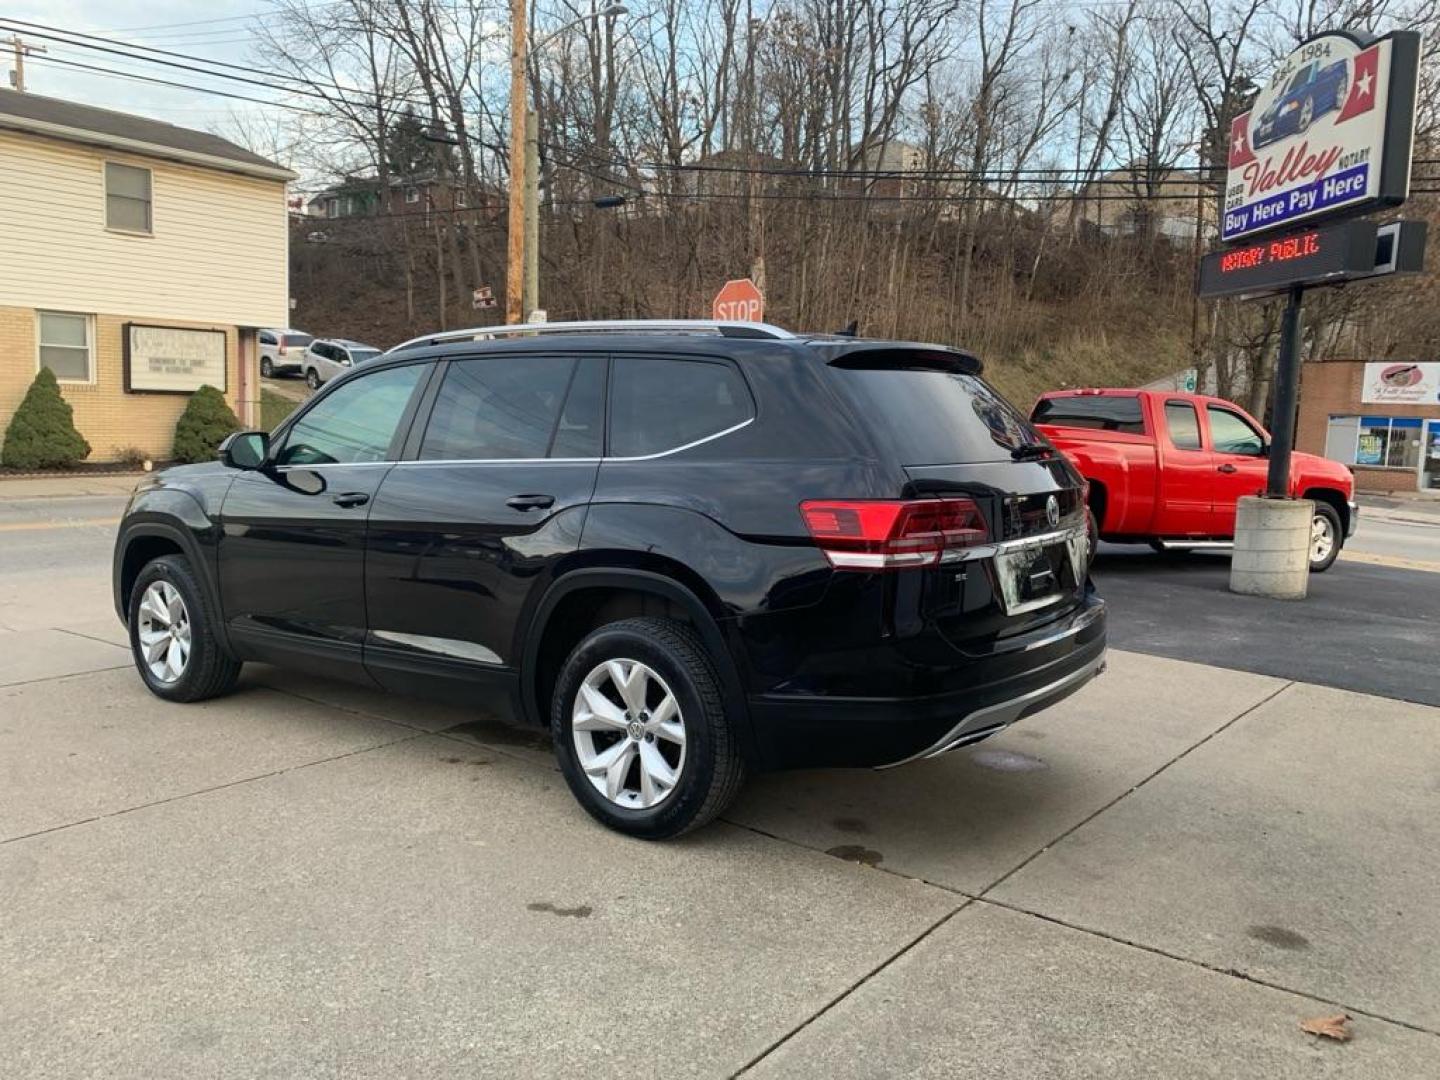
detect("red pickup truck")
(1031, 389), (1357, 572)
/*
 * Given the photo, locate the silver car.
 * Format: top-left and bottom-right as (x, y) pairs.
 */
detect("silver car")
(258, 329), (314, 378)
(301, 338), (383, 389)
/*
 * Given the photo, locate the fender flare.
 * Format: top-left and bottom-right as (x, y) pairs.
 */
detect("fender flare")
(519, 568), (755, 758)
(114, 515), (230, 652)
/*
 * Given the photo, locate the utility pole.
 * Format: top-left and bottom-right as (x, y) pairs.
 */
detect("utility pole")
(505, 0), (527, 324)
(523, 107), (540, 319)
(5, 34), (46, 92)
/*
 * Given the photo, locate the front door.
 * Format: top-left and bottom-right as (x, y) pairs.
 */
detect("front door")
(218, 361), (431, 679)
(363, 352), (606, 698)
(1204, 403), (1270, 534)
(1154, 398), (1214, 536)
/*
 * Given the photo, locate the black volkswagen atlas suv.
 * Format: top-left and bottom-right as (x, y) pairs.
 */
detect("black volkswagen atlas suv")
(113, 320), (1106, 838)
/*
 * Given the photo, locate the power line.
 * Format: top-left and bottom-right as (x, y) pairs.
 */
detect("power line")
(27, 54), (329, 115)
(0, 17), (429, 114)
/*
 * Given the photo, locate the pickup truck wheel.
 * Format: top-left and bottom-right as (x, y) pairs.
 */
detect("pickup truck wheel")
(551, 616), (746, 840)
(1309, 504), (1342, 572)
(129, 555), (242, 702)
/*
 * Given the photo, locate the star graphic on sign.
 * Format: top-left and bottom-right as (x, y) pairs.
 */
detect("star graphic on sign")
(1355, 69), (1374, 98)
(1233, 129), (1247, 154)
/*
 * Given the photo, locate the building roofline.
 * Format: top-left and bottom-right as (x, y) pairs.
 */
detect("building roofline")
(0, 110), (297, 182)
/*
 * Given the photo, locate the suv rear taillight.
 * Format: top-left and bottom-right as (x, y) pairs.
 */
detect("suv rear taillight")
(279, 342), (287, 355)
(800, 498), (987, 570)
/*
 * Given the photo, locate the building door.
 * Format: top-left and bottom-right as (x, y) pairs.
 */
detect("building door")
(1324, 415), (1360, 463)
(1424, 421), (1440, 491)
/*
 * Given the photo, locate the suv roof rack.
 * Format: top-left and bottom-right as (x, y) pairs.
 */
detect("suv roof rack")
(388, 319), (796, 353)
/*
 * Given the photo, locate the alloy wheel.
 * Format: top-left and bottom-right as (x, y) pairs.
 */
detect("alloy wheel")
(137, 580), (191, 684)
(571, 659), (687, 810)
(1310, 513), (1335, 565)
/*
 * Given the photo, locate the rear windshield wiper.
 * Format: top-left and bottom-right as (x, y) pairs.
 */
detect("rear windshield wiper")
(1009, 441), (1053, 461)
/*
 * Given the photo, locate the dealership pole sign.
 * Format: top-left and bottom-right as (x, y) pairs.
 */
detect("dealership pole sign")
(1222, 30), (1420, 242)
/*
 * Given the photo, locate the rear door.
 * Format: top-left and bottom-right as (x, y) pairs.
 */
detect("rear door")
(1204, 403), (1270, 532)
(1153, 399), (1214, 536)
(362, 352), (605, 694)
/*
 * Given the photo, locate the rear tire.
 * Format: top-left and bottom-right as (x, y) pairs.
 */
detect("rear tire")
(1309, 503), (1343, 573)
(551, 616), (746, 839)
(129, 555), (242, 702)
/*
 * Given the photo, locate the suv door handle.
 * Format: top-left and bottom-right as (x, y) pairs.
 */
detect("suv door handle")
(506, 494), (555, 511)
(332, 492), (371, 508)
(1216, 463), (1238, 474)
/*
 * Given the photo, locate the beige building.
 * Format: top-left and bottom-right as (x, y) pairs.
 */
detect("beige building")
(1064, 167), (1217, 241)
(0, 88), (294, 463)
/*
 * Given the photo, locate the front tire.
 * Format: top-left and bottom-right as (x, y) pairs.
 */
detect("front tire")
(1309, 503), (1343, 573)
(305, 368), (321, 390)
(551, 617), (746, 839)
(129, 555), (242, 702)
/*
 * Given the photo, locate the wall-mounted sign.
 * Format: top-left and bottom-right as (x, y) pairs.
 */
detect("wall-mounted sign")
(1361, 361), (1440, 404)
(124, 324), (227, 394)
(1222, 30), (1419, 243)
(1198, 219), (1378, 299)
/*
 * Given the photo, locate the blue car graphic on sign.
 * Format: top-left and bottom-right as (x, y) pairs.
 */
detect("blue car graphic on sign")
(1252, 59), (1349, 148)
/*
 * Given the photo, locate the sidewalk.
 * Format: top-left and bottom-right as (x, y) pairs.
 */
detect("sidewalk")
(0, 472), (144, 501)
(1356, 490), (1440, 521)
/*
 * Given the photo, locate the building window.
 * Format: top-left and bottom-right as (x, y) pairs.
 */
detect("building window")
(1352, 416), (1424, 469)
(325, 197), (339, 218)
(454, 187), (467, 208)
(38, 312), (94, 382)
(405, 186), (420, 204)
(105, 162), (152, 233)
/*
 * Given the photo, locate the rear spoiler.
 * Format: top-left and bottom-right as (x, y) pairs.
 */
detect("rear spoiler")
(825, 342), (983, 376)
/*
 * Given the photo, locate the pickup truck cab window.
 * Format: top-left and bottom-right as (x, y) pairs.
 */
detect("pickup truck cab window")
(1207, 406), (1265, 456)
(1031, 394), (1144, 434)
(1164, 401), (1203, 450)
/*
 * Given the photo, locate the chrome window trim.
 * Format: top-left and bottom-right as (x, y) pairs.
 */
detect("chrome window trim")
(272, 415), (758, 469)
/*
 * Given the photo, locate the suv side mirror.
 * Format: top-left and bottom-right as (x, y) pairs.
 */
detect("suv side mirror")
(219, 430), (270, 470)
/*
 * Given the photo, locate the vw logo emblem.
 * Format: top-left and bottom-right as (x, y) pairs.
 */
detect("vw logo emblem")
(1045, 495), (1060, 528)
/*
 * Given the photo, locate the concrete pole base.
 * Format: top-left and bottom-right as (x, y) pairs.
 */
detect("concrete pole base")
(1229, 496), (1313, 600)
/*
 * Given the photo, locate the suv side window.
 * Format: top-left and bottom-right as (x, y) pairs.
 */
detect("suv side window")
(276, 363), (425, 465)
(260, 331), (275, 346)
(609, 355), (752, 458)
(1207, 405), (1265, 456)
(1164, 401), (1203, 451)
(419, 354), (580, 460)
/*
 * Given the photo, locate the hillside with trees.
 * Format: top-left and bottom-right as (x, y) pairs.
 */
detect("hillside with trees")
(260, 0), (1440, 412)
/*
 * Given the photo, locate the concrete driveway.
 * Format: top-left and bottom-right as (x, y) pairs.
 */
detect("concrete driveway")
(2, 483), (1438, 1078)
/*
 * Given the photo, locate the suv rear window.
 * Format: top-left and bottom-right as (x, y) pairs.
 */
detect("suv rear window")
(283, 334), (313, 346)
(830, 367), (1040, 464)
(609, 356), (752, 457)
(1031, 394), (1145, 434)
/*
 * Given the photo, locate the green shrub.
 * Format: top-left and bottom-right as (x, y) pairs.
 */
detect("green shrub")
(172, 384), (240, 463)
(1, 367), (91, 469)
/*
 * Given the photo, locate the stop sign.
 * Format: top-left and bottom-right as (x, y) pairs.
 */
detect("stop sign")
(711, 278), (765, 322)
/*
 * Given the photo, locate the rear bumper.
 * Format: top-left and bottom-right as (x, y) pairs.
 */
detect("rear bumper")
(745, 594), (1106, 770)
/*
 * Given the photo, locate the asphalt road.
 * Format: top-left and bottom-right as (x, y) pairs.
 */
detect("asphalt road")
(1095, 540), (1440, 706)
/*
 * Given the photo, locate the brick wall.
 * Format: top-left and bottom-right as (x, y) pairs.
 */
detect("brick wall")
(1297, 360), (1438, 493)
(0, 305), (251, 464)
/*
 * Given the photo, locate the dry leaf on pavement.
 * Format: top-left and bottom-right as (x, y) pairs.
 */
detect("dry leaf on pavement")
(1300, 1013), (1353, 1041)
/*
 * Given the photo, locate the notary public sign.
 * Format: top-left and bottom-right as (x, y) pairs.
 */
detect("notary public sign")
(1222, 30), (1419, 243)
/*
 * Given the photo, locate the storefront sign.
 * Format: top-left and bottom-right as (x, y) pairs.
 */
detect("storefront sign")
(1222, 31), (1419, 242)
(1198, 219), (1377, 299)
(1361, 361), (1440, 404)
(125, 324), (227, 394)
